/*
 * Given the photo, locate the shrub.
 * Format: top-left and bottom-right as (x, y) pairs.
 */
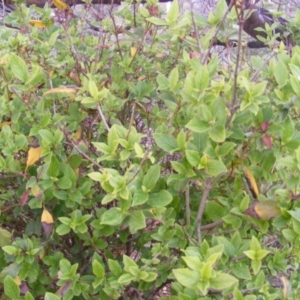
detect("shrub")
(1, 0), (300, 299)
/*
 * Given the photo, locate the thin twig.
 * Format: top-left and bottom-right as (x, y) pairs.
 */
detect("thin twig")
(250, 51), (277, 81)
(97, 103), (110, 131)
(200, 220), (224, 231)
(202, 0), (234, 64)
(196, 178), (213, 242)
(127, 149), (150, 185)
(185, 183), (191, 226)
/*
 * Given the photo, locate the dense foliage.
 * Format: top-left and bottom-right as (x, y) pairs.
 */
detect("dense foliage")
(2, 0), (300, 299)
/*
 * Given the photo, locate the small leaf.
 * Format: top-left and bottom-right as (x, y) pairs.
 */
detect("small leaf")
(0, 227), (12, 247)
(28, 20), (45, 29)
(205, 160), (227, 176)
(209, 273), (238, 290)
(262, 135), (272, 148)
(20, 189), (30, 207)
(101, 208), (124, 226)
(41, 209), (54, 235)
(52, 0), (70, 11)
(148, 190), (173, 207)
(25, 147), (43, 172)
(244, 201), (281, 220)
(4, 275), (20, 299)
(243, 167), (259, 199)
(43, 87), (77, 96)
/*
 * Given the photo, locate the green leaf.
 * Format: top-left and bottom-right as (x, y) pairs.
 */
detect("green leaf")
(56, 177), (72, 189)
(0, 227), (12, 247)
(92, 260), (104, 279)
(44, 292), (61, 300)
(148, 190), (173, 207)
(132, 189), (149, 206)
(142, 164), (160, 191)
(169, 67), (179, 89)
(209, 273), (238, 290)
(143, 272), (158, 282)
(10, 54), (29, 82)
(274, 61), (288, 86)
(288, 208), (300, 222)
(209, 126), (226, 143)
(186, 150), (201, 167)
(205, 160), (227, 176)
(129, 210), (146, 232)
(173, 268), (199, 288)
(56, 224), (70, 235)
(47, 155), (60, 178)
(108, 259), (122, 276)
(118, 273), (135, 285)
(195, 65), (209, 90)
(146, 17), (167, 26)
(101, 208), (124, 226)
(123, 255), (138, 272)
(24, 292), (35, 300)
(4, 275), (20, 299)
(153, 133), (178, 152)
(39, 129), (54, 144)
(166, 0), (179, 24)
(185, 119), (210, 133)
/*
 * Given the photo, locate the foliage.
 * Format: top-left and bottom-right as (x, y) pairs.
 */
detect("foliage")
(0, 0), (300, 299)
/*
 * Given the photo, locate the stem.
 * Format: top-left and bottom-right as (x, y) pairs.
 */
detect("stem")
(196, 178), (213, 242)
(97, 103), (110, 131)
(185, 183), (191, 226)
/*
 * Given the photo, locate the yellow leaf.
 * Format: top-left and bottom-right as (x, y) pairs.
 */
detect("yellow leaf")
(243, 166), (259, 199)
(52, 0), (70, 11)
(29, 20), (45, 29)
(41, 209), (54, 224)
(13, 276), (21, 286)
(43, 86), (77, 97)
(130, 47), (137, 57)
(280, 276), (291, 299)
(0, 121), (11, 129)
(243, 201), (281, 220)
(26, 147), (43, 171)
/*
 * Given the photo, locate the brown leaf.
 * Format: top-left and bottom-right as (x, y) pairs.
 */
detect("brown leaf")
(25, 147), (43, 172)
(42, 223), (53, 236)
(20, 189), (30, 207)
(262, 135), (272, 148)
(244, 201), (281, 220)
(243, 167), (259, 199)
(41, 209), (54, 236)
(20, 281), (29, 295)
(31, 185), (43, 200)
(260, 121), (269, 133)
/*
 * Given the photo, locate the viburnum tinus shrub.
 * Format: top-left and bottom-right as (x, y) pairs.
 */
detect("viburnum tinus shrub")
(1, 0), (300, 299)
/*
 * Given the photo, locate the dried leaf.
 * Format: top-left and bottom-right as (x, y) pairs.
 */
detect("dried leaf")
(262, 135), (272, 148)
(243, 166), (259, 199)
(41, 209), (53, 224)
(28, 20), (45, 29)
(42, 223), (53, 236)
(0, 121), (11, 129)
(56, 280), (71, 296)
(260, 121), (270, 133)
(130, 47), (137, 57)
(31, 185), (43, 199)
(52, 0), (70, 11)
(280, 276), (291, 299)
(20, 189), (30, 207)
(244, 201), (281, 220)
(41, 209), (54, 235)
(25, 147), (43, 172)
(43, 86), (77, 96)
